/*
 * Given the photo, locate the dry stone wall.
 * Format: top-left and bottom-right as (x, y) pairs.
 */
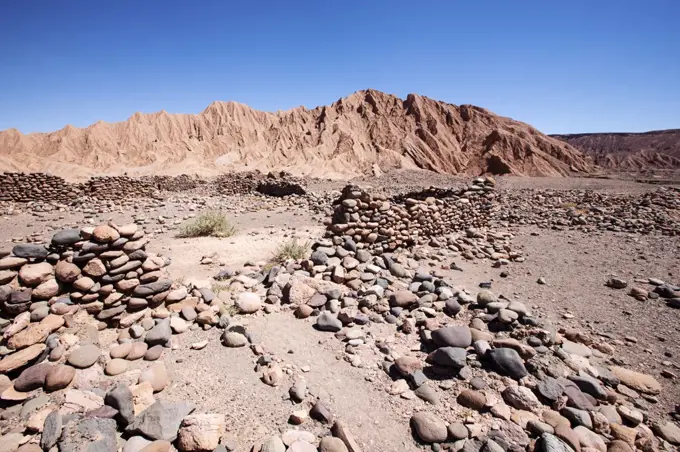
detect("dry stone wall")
(0, 222), (170, 322)
(326, 177), (497, 252)
(0, 171), (308, 203)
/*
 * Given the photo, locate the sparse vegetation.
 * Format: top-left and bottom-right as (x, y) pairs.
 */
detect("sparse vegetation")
(177, 210), (236, 238)
(271, 238), (311, 264)
(210, 282), (230, 294)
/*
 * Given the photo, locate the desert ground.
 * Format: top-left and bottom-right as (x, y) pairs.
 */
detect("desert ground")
(0, 172), (679, 452)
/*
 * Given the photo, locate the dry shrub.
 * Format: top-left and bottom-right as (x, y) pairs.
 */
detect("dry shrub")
(271, 238), (311, 263)
(177, 210), (236, 238)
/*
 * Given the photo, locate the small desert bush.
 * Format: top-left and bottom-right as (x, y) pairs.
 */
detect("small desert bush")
(177, 210), (236, 238)
(271, 238), (311, 263)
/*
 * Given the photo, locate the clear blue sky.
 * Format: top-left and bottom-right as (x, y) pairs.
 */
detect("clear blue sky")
(1, 0), (678, 134)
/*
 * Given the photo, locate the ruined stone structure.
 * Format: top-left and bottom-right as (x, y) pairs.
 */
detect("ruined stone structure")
(326, 178), (497, 251)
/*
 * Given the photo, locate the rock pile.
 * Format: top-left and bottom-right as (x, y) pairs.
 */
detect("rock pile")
(326, 178), (497, 252)
(210, 232), (679, 451)
(496, 187), (680, 235)
(0, 171), (314, 204)
(0, 222), (242, 451)
(257, 171), (307, 197)
(0, 173), (81, 203)
(0, 222), (169, 323)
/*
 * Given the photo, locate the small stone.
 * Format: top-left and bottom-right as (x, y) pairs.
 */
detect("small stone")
(457, 389), (487, 410)
(316, 312), (342, 332)
(177, 413), (226, 451)
(318, 437), (348, 452)
(138, 362), (168, 392)
(410, 412), (447, 443)
(67, 344), (101, 368)
(503, 385), (540, 411)
(105, 358), (129, 376)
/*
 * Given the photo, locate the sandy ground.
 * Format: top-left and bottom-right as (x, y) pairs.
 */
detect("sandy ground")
(1, 178), (679, 451)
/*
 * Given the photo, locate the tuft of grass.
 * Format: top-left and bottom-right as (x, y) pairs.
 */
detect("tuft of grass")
(211, 282), (230, 294)
(177, 210), (236, 238)
(271, 238), (311, 264)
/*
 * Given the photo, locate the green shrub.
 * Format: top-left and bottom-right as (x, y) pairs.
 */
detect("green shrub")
(177, 210), (236, 238)
(271, 238), (311, 263)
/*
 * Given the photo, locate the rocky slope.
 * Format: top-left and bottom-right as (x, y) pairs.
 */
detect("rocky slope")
(553, 129), (680, 170)
(0, 90), (593, 179)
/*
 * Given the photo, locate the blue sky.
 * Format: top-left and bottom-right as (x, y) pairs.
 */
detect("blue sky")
(1, 0), (678, 134)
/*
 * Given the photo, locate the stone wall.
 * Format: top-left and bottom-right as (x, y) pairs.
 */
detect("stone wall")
(0, 222), (170, 322)
(326, 178), (497, 252)
(0, 171), (308, 203)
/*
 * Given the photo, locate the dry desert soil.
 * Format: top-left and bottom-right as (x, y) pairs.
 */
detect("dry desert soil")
(0, 173), (679, 452)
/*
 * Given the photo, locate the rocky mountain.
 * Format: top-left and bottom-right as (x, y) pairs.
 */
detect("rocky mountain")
(553, 129), (680, 170)
(0, 90), (594, 179)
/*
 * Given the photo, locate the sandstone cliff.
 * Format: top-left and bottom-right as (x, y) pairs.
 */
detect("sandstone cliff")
(0, 90), (594, 179)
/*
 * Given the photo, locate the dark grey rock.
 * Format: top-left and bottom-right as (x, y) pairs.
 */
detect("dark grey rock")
(315, 312), (342, 332)
(145, 319), (171, 346)
(12, 243), (49, 259)
(40, 410), (62, 450)
(569, 374), (607, 400)
(310, 250), (329, 265)
(445, 298), (462, 316)
(59, 417), (117, 452)
(487, 348), (528, 380)
(537, 377), (564, 402)
(105, 385), (134, 426)
(431, 347), (467, 369)
(133, 279), (172, 297)
(52, 229), (82, 246)
(535, 433), (575, 452)
(431, 325), (472, 348)
(125, 399), (195, 441)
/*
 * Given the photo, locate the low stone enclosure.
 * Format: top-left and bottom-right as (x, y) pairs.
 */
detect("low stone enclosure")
(0, 171), (308, 202)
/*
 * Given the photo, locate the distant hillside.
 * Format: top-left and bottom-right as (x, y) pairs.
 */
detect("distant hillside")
(0, 89), (594, 179)
(552, 129), (680, 170)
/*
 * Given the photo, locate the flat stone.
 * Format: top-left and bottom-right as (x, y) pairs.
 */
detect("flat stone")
(12, 244), (49, 259)
(67, 344), (101, 368)
(535, 433), (575, 452)
(52, 229), (81, 246)
(260, 436), (286, 452)
(573, 425), (606, 452)
(39, 410), (62, 450)
(125, 399), (196, 441)
(652, 421), (680, 445)
(105, 358), (129, 376)
(58, 417), (117, 451)
(610, 366), (661, 394)
(0, 343), (46, 373)
(503, 385), (541, 411)
(431, 325), (472, 348)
